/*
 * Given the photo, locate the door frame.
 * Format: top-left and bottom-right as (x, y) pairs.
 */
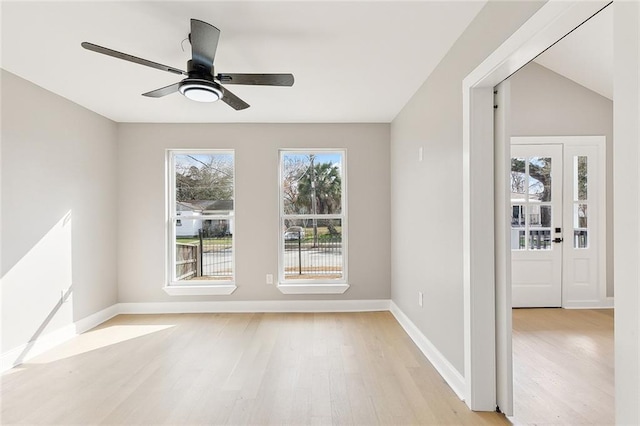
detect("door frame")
(461, 0), (612, 412)
(511, 136), (608, 308)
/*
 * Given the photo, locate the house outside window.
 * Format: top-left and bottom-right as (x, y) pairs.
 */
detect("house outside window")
(279, 150), (347, 291)
(166, 150), (235, 293)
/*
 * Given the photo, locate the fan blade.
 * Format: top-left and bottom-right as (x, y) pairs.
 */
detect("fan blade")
(81, 42), (187, 76)
(190, 19), (220, 72)
(221, 87), (250, 110)
(217, 73), (294, 86)
(142, 82), (181, 98)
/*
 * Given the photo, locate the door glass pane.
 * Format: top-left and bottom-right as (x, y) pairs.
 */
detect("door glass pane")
(529, 229), (551, 250)
(539, 205), (552, 228)
(511, 158), (526, 201)
(528, 157), (551, 202)
(575, 156), (588, 201)
(529, 204), (551, 250)
(574, 203), (588, 249)
(528, 204), (541, 226)
(511, 205), (525, 227)
(511, 205), (525, 250)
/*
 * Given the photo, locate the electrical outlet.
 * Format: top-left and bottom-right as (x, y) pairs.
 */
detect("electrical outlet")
(266, 274), (273, 285)
(418, 291), (423, 307)
(418, 147), (424, 162)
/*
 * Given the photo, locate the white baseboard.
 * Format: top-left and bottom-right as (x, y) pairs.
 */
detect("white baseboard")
(1, 304), (119, 373)
(389, 301), (466, 401)
(563, 297), (614, 309)
(74, 304), (120, 334)
(117, 299), (390, 314)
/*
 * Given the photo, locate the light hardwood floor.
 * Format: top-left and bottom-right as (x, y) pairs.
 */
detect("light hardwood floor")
(2, 312), (509, 425)
(512, 308), (614, 425)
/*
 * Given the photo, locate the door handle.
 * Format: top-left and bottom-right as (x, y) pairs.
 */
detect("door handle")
(553, 237), (563, 243)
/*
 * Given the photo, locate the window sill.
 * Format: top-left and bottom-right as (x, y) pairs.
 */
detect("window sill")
(163, 284), (237, 296)
(277, 283), (350, 295)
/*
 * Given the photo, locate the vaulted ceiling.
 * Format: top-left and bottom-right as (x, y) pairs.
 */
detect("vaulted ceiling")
(534, 5), (612, 100)
(1, 1), (486, 123)
(1, 2), (613, 124)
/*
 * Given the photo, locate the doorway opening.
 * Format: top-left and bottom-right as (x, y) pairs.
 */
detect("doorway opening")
(461, 0), (622, 415)
(496, 5), (614, 423)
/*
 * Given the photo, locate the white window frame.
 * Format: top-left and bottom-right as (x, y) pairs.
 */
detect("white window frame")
(277, 149), (349, 294)
(164, 149), (236, 296)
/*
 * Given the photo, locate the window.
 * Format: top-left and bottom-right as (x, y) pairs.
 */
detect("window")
(279, 150), (347, 293)
(573, 155), (588, 249)
(510, 156), (553, 250)
(166, 150), (235, 295)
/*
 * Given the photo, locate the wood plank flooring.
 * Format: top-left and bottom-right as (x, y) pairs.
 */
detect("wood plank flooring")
(1, 312), (508, 425)
(512, 308), (614, 426)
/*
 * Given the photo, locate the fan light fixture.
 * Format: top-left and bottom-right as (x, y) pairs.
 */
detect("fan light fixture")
(179, 79), (223, 103)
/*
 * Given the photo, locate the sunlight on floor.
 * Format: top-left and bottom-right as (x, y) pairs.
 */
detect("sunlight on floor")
(27, 324), (176, 364)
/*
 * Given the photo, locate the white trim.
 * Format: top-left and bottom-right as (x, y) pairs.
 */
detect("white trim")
(166, 149), (236, 286)
(511, 135), (605, 146)
(117, 299), (389, 314)
(563, 302), (614, 309)
(462, 0), (610, 411)
(163, 284), (237, 296)
(73, 304), (120, 334)
(276, 283), (349, 294)
(389, 301), (466, 400)
(1, 304), (119, 373)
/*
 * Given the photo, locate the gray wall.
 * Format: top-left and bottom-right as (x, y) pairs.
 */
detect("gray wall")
(1, 70), (118, 353)
(509, 62), (614, 297)
(117, 123), (391, 302)
(389, 1), (545, 375)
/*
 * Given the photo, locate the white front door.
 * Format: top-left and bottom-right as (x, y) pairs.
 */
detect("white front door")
(511, 144), (563, 307)
(511, 138), (605, 308)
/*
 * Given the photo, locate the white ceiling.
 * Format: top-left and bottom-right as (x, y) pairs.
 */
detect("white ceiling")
(1, 1), (486, 123)
(534, 5), (612, 100)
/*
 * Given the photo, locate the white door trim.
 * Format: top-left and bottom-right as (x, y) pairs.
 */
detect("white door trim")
(461, 0), (610, 411)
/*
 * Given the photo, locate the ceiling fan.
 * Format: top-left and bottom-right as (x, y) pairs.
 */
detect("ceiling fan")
(81, 19), (294, 110)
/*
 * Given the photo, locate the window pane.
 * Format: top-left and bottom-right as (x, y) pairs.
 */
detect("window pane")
(283, 218), (343, 280)
(574, 203), (588, 249)
(529, 229), (551, 250)
(174, 153), (234, 214)
(511, 229), (526, 250)
(575, 156), (588, 201)
(528, 204), (551, 250)
(175, 218), (233, 282)
(537, 205), (552, 228)
(510, 158), (526, 201)
(528, 157), (551, 202)
(511, 205), (525, 227)
(511, 204), (525, 250)
(282, 153), (342, 215)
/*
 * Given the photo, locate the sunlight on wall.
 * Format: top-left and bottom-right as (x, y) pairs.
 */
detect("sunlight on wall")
(1, 211), (74, 357)
(29, 324), (176, 364)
